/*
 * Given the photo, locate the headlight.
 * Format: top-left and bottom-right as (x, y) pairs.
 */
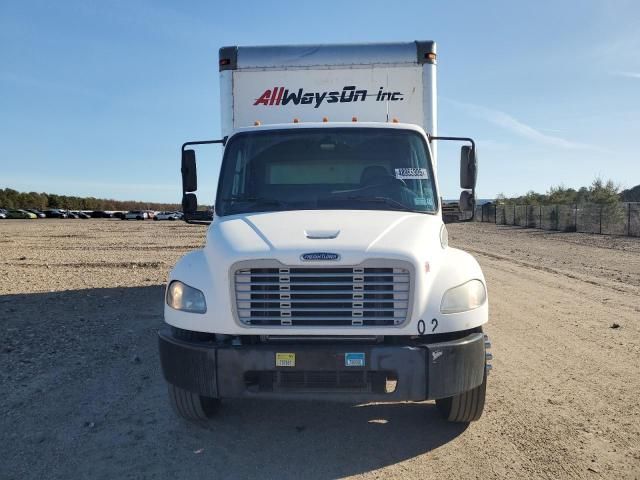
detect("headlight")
(440, 279), (486, 314)
(166, 281), (207, 313)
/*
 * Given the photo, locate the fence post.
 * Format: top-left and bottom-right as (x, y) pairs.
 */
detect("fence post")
(525, 205), (528, 228)
(574, 204), (578, 232)
(599, 205), (603, 234)
(481, 204), (485, 222)
(539, 205), (542, 229)
(513, 204), (516, 226)
(628, 203), (631, 237)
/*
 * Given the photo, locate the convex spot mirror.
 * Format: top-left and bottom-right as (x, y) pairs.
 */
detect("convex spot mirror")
(459, 190), (475, 212)
(182, 193), (198, 216)
(182, 149), (197, 193)
(460, 146), (477, 190)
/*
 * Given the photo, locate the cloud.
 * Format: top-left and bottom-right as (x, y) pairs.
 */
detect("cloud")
(447, 99), (592, 150)
(611, 71), (640, 79)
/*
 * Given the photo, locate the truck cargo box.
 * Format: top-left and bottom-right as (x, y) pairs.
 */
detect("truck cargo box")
(219, 41), (437, 139)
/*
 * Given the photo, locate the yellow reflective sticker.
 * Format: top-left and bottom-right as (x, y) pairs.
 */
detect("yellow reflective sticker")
(275, 352), (296, 367)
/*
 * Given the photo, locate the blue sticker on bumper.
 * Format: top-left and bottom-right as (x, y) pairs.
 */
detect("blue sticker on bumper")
(345, 352), (365, 367)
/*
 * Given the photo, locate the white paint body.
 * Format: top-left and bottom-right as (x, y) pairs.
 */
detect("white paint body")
(166, 43), (487, 337)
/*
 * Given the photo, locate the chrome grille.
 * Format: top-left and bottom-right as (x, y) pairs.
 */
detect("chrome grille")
(233, 263), (411, 327)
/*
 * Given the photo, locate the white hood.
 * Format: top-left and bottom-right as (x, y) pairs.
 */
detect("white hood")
(167, 209), (488, 335)
(208, 209), (443, 265)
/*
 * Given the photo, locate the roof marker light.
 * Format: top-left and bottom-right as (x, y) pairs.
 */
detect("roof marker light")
(322, 117), (329, 123)
(254, 120), (261, 126)
(352, 116), (358, 122)
(392, 117), (399, 123)
(293, 118), (299, 123)
(426, 52), (437, 61)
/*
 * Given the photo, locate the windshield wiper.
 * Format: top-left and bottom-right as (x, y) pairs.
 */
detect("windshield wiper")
(343, 195), (415, 212)
(222, 196), (287, 207)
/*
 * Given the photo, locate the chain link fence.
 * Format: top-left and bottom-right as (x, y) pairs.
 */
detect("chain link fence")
(474, 202), (640, 237)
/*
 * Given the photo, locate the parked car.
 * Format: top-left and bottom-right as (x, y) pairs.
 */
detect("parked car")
(113, 211), (126, 220)
(91, 210), (113, 218)
(66, 211), (79, 219)
(71, 211), (91, 219)
(26, 209), (46, 218)
(154, 211), (181, 221)
(125, 210), (148, 220)
(7, 209), (37, 219)
(0, 208), (7, 219)
(44, 209), (68, 218)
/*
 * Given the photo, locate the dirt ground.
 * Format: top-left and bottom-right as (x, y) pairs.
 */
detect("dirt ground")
(1, 220), (638, 479)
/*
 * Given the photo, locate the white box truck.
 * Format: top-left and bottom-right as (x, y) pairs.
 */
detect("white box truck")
(159, 41), (491, 423)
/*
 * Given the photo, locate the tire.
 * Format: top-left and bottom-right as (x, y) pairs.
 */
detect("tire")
(436, 372), (487, 422)
(167, 383), (220, 421)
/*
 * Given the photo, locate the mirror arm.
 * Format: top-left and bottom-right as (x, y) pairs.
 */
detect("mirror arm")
(428, 135), (475, 152)
(181, 137), (227, 154)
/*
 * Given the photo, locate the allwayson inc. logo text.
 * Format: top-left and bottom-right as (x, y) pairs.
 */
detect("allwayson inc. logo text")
(254, 86), (404, 108)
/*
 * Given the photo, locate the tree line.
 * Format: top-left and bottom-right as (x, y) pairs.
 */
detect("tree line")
(496, 178), (639, 206)
(0, 188), (180, 211)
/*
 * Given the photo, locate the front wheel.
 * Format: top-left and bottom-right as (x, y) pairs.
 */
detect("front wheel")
(167, 384), (220, 421)
(435, 373), (486, 422)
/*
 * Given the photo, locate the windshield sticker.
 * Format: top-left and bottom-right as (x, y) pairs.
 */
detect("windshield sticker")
(395, 168), (428, 180)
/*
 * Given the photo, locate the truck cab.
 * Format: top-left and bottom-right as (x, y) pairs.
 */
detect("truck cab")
(159, 41), (491, 423)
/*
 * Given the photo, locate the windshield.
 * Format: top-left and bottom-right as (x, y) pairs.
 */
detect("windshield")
(216, 128), (438, 216)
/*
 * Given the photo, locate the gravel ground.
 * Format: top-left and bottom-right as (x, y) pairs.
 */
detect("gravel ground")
(1, 219), (639, 479)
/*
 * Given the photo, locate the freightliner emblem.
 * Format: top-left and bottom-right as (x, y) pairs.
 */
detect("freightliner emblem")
(300, 252), (340, 261)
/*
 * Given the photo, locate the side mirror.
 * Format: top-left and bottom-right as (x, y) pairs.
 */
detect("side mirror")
(182, 193), (198, 216)
(181, 149), (197, 192)
(459, 190), (475, 212)
(460, 146), (477, 190)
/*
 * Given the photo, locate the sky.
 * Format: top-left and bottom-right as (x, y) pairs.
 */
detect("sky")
(1, 0), (639, 203)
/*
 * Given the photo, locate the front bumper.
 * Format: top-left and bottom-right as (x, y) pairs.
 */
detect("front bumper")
(158, 331), (486, 402)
